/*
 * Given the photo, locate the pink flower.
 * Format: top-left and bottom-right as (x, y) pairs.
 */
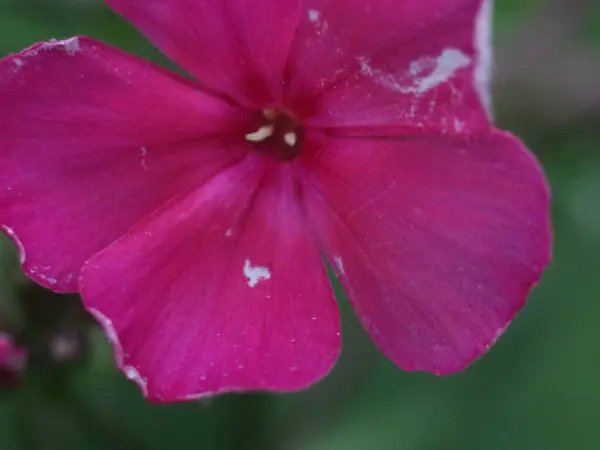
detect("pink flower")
(0, 0), (550, 401)
(0, 333), (27, 386)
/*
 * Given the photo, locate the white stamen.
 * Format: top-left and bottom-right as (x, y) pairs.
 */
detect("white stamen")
(262, 109), (278, 120)
(245, 125), (274, 142)
(284, 132), (297, 147)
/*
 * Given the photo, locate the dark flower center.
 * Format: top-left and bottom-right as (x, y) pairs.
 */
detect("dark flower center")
(245, 109), (303, 161)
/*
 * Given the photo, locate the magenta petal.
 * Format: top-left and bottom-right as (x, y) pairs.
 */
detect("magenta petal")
(301, 130), (551, 374)
(287, 0), (491, 134)
(0, 37), (249, 292)
(106, 0), (302, 106)
(80, 158), (340, 401)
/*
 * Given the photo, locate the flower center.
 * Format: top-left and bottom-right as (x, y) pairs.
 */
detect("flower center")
(245, 109), (303, 161)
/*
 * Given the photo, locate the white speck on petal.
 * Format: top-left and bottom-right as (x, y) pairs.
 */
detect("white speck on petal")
(38, 37), (81, 56)
(225, 228), (233, 237)
(2, 226), (26, 264)
(308, 9), (328, 35)
(42, 274), (58, 284)
(63, 36), (81, 55)
(243, 259), (271, 287)
(30, 266), (57, 285)
(334, 256), (345, 276)
(358, 48), (471, 95)
(416, 49), (471, 93)
(13, 37), (82, 73)
(140, 146), (148, 171)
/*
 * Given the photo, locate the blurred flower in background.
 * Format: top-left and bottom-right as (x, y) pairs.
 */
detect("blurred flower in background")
(0, 0), (599, 449)
(0, 333), (26, 389)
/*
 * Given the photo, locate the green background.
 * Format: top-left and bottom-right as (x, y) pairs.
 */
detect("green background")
(1, 0), (599, 449)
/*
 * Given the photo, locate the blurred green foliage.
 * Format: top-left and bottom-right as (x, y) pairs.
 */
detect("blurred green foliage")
(1, 0), (599, 449)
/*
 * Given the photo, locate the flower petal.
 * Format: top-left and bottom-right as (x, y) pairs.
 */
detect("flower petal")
(300, 130), (550, 374)
(106, 0), (302, 106)
(287, 0), (491, 134)
(80, 157), (340, 401)
(0, 37), (249, 292)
